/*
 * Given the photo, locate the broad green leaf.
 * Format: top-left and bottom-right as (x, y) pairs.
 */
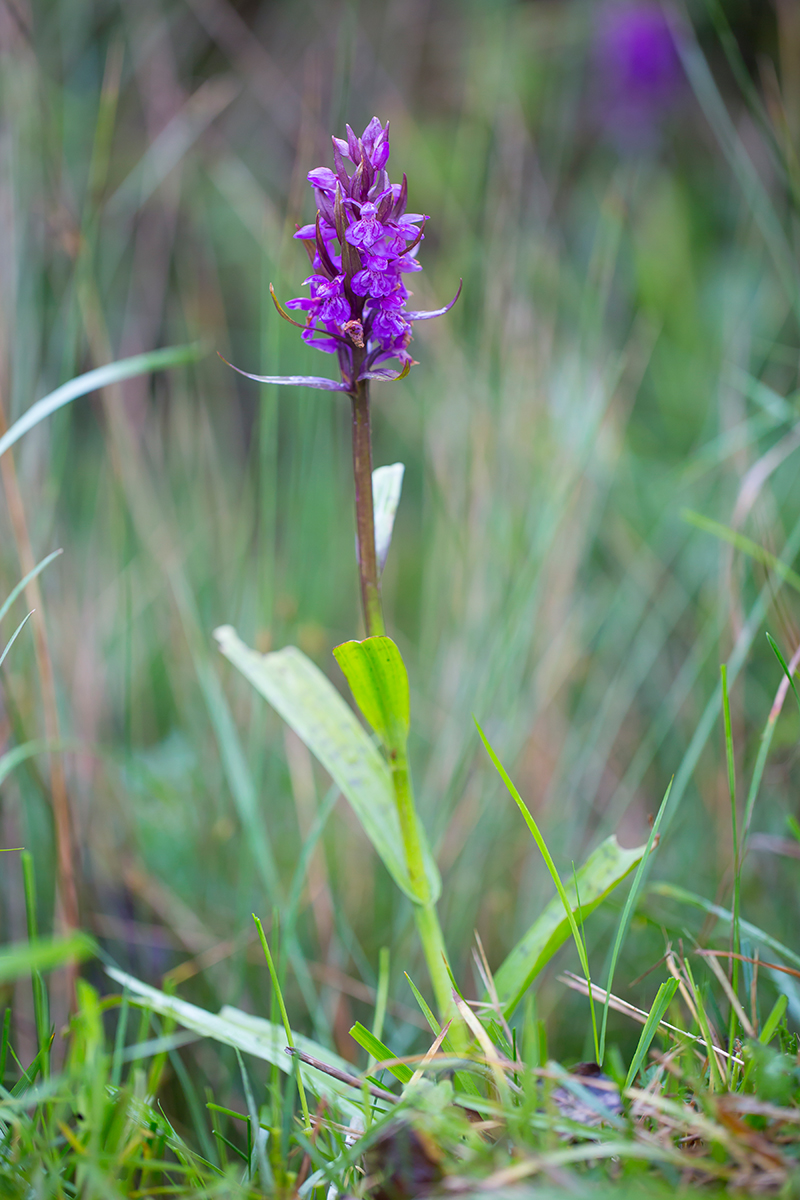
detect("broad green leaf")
(493, 835), (648, 1018)
(333, 636), (409, 754)
(0, 933), (95, 983)
(372, 463), (404, 573)
(214, 625), (440, 904)
(0, 343), (203, 461)
(106, 966), (365, 1121)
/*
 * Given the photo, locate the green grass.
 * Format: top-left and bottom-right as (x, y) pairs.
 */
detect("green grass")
(2, 0), (800, 1192)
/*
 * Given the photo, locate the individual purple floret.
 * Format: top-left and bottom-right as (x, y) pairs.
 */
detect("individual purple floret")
(225, 117), (460, 395)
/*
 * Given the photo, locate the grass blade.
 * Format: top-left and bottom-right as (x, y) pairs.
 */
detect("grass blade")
(0, 344), (203, 461)
(476, 720), (593, 995)
(766, 633), (800, 714)
(624, 979), (679, 1090)
(348, 1022), (413, 1085)
(0, 550), (62, 627)
(253, 915), (310, 1132)
(0, 612), (34, 671)
(598, 779), (671, 1063)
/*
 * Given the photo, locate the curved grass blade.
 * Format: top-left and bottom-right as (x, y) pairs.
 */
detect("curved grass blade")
(253, 915), (310, 1132)
(476, 721), (597, 1018)
(0, 549), (62, 627)
(0, 933), (95, 983)
(766, 633), (800, 713)
(650, 882), (800, 971)
(683, 510), (800, 595)
(0, 343), (203, 461)
(0, 611), (34, 670)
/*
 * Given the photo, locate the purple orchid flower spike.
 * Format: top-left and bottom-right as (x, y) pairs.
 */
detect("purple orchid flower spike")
(222, 117), (460, 639)
(225, 116), (459, 393)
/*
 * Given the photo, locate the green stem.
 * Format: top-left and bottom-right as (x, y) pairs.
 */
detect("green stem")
(392, 759), (429, 901)
(393, 755), (455, 1024)
(349, 375), (453, 1023)
(350, 379), (385, 637)
(414, 901), (455, 1024)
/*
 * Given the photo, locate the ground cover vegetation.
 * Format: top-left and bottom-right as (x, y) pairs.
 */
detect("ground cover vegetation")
(1, 0), (800, 1193)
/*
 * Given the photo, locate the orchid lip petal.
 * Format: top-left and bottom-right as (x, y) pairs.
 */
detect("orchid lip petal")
(218, 355), (349, 391)
(405, 278), (463, 321)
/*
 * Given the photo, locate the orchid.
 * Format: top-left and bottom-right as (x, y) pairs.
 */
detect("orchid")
(228, 116), (459, 392)
(223, 117), (460, 639)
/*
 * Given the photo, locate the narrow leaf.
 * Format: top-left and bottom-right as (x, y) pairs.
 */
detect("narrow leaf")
(268, 282), (309, 329)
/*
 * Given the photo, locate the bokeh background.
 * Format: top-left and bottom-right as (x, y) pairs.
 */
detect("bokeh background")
(1, 0), (798, 1093)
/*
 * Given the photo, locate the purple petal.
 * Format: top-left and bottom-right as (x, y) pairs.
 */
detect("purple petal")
(392, 174), (408, 220)
(332, 140), (351, 190)
(406, 279), (462, 321)
(307, 167), (337, 191)
(345, 124), (360, 161)
(361, 116), (384, 149)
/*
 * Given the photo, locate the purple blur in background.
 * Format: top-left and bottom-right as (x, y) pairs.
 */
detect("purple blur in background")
(593, 2), (684, 149)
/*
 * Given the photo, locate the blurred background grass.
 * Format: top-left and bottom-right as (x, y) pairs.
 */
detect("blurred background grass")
(0, 0), (798, 1097)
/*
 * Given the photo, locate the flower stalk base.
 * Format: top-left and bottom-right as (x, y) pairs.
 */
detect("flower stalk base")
(351, 380), (385, 638)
